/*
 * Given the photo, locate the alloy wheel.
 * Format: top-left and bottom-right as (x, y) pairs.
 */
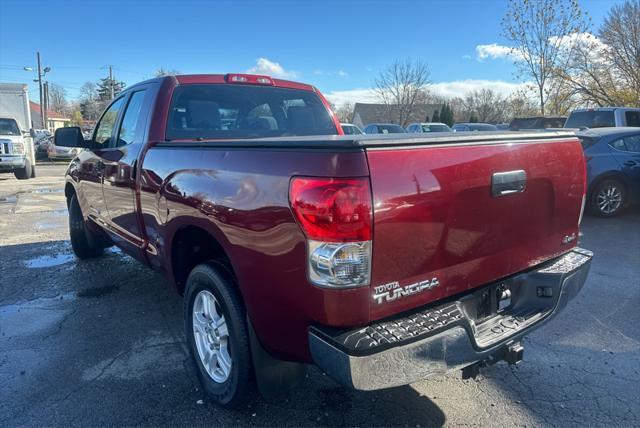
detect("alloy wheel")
(192, 290), (232, 383)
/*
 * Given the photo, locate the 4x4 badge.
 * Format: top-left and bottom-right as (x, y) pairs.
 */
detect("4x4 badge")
(373, 278), (440, 305)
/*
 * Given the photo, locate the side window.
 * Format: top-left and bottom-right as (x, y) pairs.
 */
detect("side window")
(115, 91), (146, 147)
(94, 97), (126, 147)
(625, 111), (640, 127)
(610, 138), (627, 151)
(623, 135), (640, 152)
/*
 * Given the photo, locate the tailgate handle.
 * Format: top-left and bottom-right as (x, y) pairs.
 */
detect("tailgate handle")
(491, 170), (526, 197)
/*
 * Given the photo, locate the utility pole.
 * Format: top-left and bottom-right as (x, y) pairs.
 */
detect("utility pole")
(109, 65), (114, 100)
(33, 51), (51, 130)
(43, 82), (49, 131)
(36, 52), (44, 128)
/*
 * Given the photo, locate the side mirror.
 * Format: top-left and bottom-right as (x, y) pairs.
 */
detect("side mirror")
(54, 127), (91, 149)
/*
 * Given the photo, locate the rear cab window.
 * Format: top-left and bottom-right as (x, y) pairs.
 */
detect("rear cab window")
(166, 84), (337, 140)
(625, 111), (640, 127)
(565, 111), (615, 128)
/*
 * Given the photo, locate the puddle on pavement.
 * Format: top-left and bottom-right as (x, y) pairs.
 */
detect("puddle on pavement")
(0, 293), (77, 337)
(24, 253), (76, 268)
(0, 195), (17, 204)
(32, 188), (64, 194)
(77, 285), (119, 298)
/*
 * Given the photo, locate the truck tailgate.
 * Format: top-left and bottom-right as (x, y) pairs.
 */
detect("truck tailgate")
(367, 137), (585, 320)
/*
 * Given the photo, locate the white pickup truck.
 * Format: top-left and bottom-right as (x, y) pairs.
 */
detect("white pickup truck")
(0, 83), (36, 179)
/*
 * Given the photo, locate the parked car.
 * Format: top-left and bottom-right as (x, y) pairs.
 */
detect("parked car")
(340, 123), (363, 135)
(452, 123), (498, 132)
(577, 127), (640, 217)
(406, 122), (452, 133)
(35, 135), (52, 159)
(362, 123), (406, 134)
(47, 136), (83, 160)
(565, 107), (640, 129)
(509, 116), (566, 130)
(55, 73), (592, 407)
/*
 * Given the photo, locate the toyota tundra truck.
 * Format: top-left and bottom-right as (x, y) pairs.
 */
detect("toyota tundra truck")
(55, 73), (592, 407)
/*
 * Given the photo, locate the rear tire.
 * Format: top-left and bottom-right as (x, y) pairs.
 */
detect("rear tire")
(590, 179), (626, 217)
(68, 194), (104, 259)
(184, 263), (254, 408)
(14, 159), (32, 180)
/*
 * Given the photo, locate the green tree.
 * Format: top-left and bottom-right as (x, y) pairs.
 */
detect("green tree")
(70, 110), (83, 127)
(440, 102), (454, 127)
(155, 67), (180, 77)
(97, 77), (126, 101)
(432, 109), (440, 122)
(469, 114), (479, 123)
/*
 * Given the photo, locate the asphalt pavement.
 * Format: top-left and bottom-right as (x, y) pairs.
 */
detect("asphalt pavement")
(1, 164), (639, 427)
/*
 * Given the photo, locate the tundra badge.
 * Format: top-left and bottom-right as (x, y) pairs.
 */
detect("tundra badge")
(373, 278), (440, 305)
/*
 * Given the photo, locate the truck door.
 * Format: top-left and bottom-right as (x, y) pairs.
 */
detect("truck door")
(78, 96), (126, 222)
(101, 89), (149, 261)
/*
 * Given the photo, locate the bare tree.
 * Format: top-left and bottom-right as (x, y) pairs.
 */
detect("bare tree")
(505, 90), (540, 118)
(47, 83), (68, 114)
(599, 0), (640, 104)
(503, 0), (588, 115)
(459, 89), (509, 123)
(333, 102), (355, 123)
(373, 59), (431, 127)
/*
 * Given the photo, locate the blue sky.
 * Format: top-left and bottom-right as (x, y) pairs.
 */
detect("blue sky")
(0, 0), (619, 106)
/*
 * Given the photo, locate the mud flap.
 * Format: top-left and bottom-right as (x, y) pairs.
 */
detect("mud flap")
(246, 316), (307, 398)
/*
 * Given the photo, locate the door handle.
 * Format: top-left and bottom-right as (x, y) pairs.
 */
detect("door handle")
(624, 160), (636, 166)
(491, 170), (527, 197)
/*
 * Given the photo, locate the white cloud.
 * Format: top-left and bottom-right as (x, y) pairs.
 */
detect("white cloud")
(324, 80), (530, 107)
(475, 32), (606, 62)
(246, 58), (297, 79)
(476, 43), (518, 61)
(313, 69), (349, 77)
(323, 88), (378, 106)
(431, 79), (529, 98)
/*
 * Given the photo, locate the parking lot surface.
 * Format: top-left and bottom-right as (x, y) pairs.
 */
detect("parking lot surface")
(1, 164), (639, 427)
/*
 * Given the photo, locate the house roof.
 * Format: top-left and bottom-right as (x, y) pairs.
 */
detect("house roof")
(29, 101), (70, 120)
(352, 102), (443, 127)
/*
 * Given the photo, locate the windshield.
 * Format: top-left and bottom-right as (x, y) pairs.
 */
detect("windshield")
(378, 124), (406, 134)
(423, 124), (451, 132)
(166, 84), (337, 140)
(0, 118), (20, 136)
(565, 111), (615, 128)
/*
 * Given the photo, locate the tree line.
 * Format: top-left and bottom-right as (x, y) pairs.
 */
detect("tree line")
(334, 0), (639, 126)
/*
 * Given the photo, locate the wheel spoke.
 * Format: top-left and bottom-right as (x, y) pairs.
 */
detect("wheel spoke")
(217, 347), (232, 377)
(216, 317), (229, 338)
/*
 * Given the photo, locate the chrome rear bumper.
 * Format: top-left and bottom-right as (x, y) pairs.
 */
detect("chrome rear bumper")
(309, 248), (593, 391)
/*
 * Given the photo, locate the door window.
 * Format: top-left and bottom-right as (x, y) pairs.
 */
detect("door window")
(94, 97), (126, 147)
(115, 91), (146, 147)
(623, 135), (640, 152)
(610, 138), (627, 151)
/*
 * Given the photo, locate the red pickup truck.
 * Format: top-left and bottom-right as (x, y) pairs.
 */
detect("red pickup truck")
(55, 74), (592, 407)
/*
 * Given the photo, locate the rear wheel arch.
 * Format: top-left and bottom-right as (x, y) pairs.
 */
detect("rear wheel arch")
(169, 224), (238, 296)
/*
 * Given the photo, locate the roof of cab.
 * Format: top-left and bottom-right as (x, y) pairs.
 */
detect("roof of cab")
(173, 74), (316, 91)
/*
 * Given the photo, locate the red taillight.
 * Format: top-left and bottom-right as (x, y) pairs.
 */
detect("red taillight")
(224, 73), (274, 85)
(289, 177), (372, 242)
